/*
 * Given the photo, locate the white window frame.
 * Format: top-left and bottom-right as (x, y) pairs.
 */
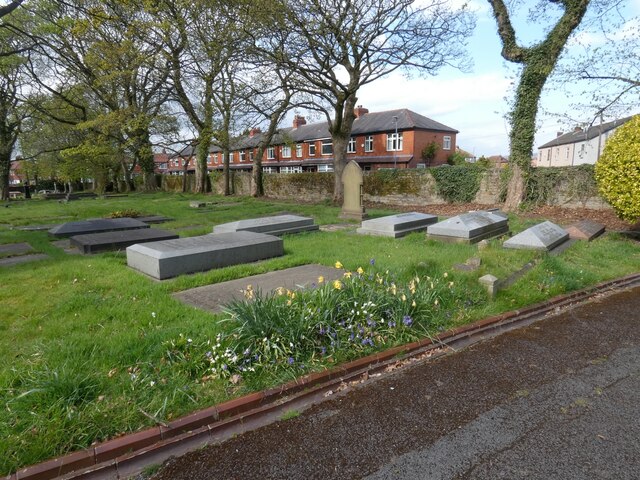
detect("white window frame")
(317, 164), (334, 173)
(443, 136), (451, 150)
(281, 145), (292, 158)
(263, 166), (276, 173)
(321, 139), (333, 155)
(308, 142), (316, 156)
(267, 147), (275, 160)
(249, 150), (254, 162)
(296, 144), (303, 158)
(347, 137), (356, 153)
(386, 132), (403, 151)
(239, 151), (245, 162)
(281, 166), (302, 174)
(364, 135), (374, 152)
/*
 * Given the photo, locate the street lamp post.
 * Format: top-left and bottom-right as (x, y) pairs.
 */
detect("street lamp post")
(392, 115), (398, 169)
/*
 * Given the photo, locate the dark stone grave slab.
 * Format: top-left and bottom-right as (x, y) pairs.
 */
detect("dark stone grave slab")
(17, 224), (60, 232)
(503, 221), (569, 251)
(565, 220), (605, 241)
(136, 215), (172, 225)
(70, 228), (179, 254)
(174, 264), (343, 312)
(0, 254), (49, 267)
(0, 242), (33, 256)
(213, 214), (319, 236)
(357, 212), (438, 238)
(126, 231), (284, 280)
(427, 211), (509, 244)
(49, 218), (149, 238)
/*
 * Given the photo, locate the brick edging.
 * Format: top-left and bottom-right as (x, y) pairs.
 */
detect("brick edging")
(8, 272), (640, 480)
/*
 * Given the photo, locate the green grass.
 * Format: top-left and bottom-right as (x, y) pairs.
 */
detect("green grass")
(0, 193), (639, 474)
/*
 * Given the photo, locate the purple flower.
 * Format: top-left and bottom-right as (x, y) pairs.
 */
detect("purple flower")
(319, 326), (326, 335)
(288, 357), (295, 365)
(222, 364), (228, 371)
(243, 348), (251, 356)
(205, 351), (212, 358)
(403, 315), (413, 327)
(349, 333), (355, 341)
(321, 346), (327, 355)
(388, 320), (396, 328)
(370, 258), (375, 266)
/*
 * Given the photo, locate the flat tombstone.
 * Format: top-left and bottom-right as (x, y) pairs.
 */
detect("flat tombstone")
(136, 215), (172, 225)
(0, 242), (33, 256)
(70, 228), (179, 254)
(427, 211), (509, 244)
(49, 218), (149, 238)
(503, 221), (569, 251)
(340, 160), (367, 220)
(357, 212), (438, 238)
(190, 201), (206, 208)
(213, 214), (318, 236)
(126, 231), (284, 280)
(565, 220), (605, 241)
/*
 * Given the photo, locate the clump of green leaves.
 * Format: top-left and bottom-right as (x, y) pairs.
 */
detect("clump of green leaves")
(595, 115), (640, 222)
(430, 164), (485, 203)
(107, 209), (143, 218)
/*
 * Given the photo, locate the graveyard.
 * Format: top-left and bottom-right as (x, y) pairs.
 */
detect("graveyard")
(0, 192), (639, 474)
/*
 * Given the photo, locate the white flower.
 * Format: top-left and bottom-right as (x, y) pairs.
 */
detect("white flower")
(151, 312), (156, 318)
(187, 338), (192, 343)
(150, 381), (155, 387)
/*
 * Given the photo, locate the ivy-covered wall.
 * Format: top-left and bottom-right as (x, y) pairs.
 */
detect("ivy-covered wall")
(161, 165), (609, 210)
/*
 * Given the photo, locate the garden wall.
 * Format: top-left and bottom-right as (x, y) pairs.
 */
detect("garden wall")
(161, 165), (610, 210)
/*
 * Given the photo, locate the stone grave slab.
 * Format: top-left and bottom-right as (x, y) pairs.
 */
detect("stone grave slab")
(213, 214), (319, 236)
(126, 231), (284, 280)
(174, 264), (343, 312)
(503, 221), (570, 251)
(0, 242), (34, 256)
(70, 228), (179, 254)
(17, 224), (60, 232)
(51, 239), (82, 255)
(565, 220), (605, 241)
(427, 211), (509, 244)
(357, 212), (438, 238)
(0, 254), (49, 267)
(49, 218), (149, 238)
(136, 215), (172, 225)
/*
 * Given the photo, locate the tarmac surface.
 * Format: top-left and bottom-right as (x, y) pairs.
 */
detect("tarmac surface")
(153, 285), (640, 480)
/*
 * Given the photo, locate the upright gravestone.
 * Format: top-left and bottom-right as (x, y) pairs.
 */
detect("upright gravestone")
(340, 160), (367, 220)
(503, 221), (570, 251)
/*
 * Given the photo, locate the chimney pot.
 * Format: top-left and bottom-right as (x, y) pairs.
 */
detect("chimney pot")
(293, 115), (307, 129)
(354, 105), (369, 118)
(249, 127), (261, 138)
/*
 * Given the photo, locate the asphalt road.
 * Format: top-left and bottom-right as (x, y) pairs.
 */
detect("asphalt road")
(153, 285), (640, 480)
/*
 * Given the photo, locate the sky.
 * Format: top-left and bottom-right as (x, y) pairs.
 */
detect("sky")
(347, 0), (640, 157)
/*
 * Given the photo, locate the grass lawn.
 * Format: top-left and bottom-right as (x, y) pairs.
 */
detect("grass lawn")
(0, 192), (639, 474)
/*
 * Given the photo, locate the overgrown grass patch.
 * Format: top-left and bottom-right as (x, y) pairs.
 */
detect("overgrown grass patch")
(0, 193), (638, 474)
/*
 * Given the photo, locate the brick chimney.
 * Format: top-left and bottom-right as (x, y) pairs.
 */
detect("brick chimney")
(574, 126), (582, 132)
(354, 105), (369, 118)
(292, 115), (306, 129)
(249, 127), (261, 138)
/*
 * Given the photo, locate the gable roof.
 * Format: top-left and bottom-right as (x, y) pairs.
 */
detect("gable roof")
(538, 116), (634, 149)
(175, 108), (457, 157)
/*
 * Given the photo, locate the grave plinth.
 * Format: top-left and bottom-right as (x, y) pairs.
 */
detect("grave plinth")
(126, 231), (284, 280)
(213, 214), (318, 236)
(427, 211), (509, 244)
(357, 212), (438, 238)
(565, 220), (605, 241)
(503, 221), (569, 251)
(49, 218), (149, 238)
(70, 229), (179, 254)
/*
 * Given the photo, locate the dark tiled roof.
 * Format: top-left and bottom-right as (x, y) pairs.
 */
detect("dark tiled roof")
(538, 116), (634, 149)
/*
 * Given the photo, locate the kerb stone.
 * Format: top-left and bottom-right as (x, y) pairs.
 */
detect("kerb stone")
(70, 228), (179, 254)
(49, 218), (149, 238)
(427, 211), (509, 244)
(565, 220), (605, 241)
(503, 221), (569, 251)
(357, 212), (438, 238)
(213, 215), (318, 236)
(126, 231), (284, 280)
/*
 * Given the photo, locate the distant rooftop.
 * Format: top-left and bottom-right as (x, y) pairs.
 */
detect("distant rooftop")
(538, 116), (634, 149)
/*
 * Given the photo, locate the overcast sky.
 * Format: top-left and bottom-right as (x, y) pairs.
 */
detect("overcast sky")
(350, 0), (640, 157)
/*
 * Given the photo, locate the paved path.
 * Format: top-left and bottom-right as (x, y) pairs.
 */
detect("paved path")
(153, 285), (640, 480)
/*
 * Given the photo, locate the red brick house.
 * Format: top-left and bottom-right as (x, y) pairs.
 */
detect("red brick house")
(170, 107), (458, 174)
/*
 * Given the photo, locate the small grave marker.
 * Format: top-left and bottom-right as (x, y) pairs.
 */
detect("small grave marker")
(340, 160), (367, 220)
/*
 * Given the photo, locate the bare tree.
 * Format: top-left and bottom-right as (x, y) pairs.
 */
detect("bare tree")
(255, 0), (473, 202)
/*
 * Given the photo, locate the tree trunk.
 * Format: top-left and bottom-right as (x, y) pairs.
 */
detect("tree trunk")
(332, 136), (348, 204)
(195, 129), (212, 193)
(0, 150), (10, 201)
(251, 150), (263, 197)
(134, 130), (157, 191)
(223, 150), (231, 196)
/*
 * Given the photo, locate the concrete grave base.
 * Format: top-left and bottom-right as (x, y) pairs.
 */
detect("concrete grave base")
(126, 231), (284, 280)
(427, 211), (509, 244)
(565, 220), (605, 241)
(357, 212), (438, 238)
(0, 254), (50, 267)
(174, 264), (343, 312)
(213, 214), (319, 236)
(503, 221), (570, 251)
(0, 242), (34, 256)
(70, 228), (179, 254)
(49, 218), (149, 238)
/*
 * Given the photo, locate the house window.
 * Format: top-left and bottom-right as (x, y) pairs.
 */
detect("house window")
(249, 150), (254, 162)
(566, 147), (570, 159)
(282, 145), (292, 158)
(365, 135), (373, 152)
(296, 144), (302, 158)
(281, 166), (302, 174)
(317, 164), (334, 173)
(443, 136), (451, 150)
(263, 166), (276, 173)
(308, 142), (316, 156)
(240, 151), (245, 162)
(386, 132), (403, 151)
(321, 139), (333, 155)
(267, 147), (275, 160)
(347, 137), (356, 153)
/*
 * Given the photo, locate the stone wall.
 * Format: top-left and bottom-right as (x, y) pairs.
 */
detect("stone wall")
(162, 167), (610, 211)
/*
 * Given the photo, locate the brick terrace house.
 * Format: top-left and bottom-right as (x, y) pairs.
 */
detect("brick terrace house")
(169, 107), (458, 175)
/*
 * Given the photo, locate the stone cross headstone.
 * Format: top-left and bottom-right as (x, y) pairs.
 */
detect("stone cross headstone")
(340, 160), (367, 220)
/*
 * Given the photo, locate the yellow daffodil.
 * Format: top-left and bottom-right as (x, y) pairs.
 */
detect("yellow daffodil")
(318, 275), (325, 284)
(443, 272), (448, 278)
(333, 280), (343, 290)
(335, 261), (343, 269)
(356, 266), (364, 275)
(412, 300), (416, 307)
(344, 271), (352, 278)
(401, 294), (407, 302)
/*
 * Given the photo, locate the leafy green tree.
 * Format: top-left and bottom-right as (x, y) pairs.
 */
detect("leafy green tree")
(487, 0), (592, 210)
(594, 115), (640, 222)
(421, 141), (440, 166)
